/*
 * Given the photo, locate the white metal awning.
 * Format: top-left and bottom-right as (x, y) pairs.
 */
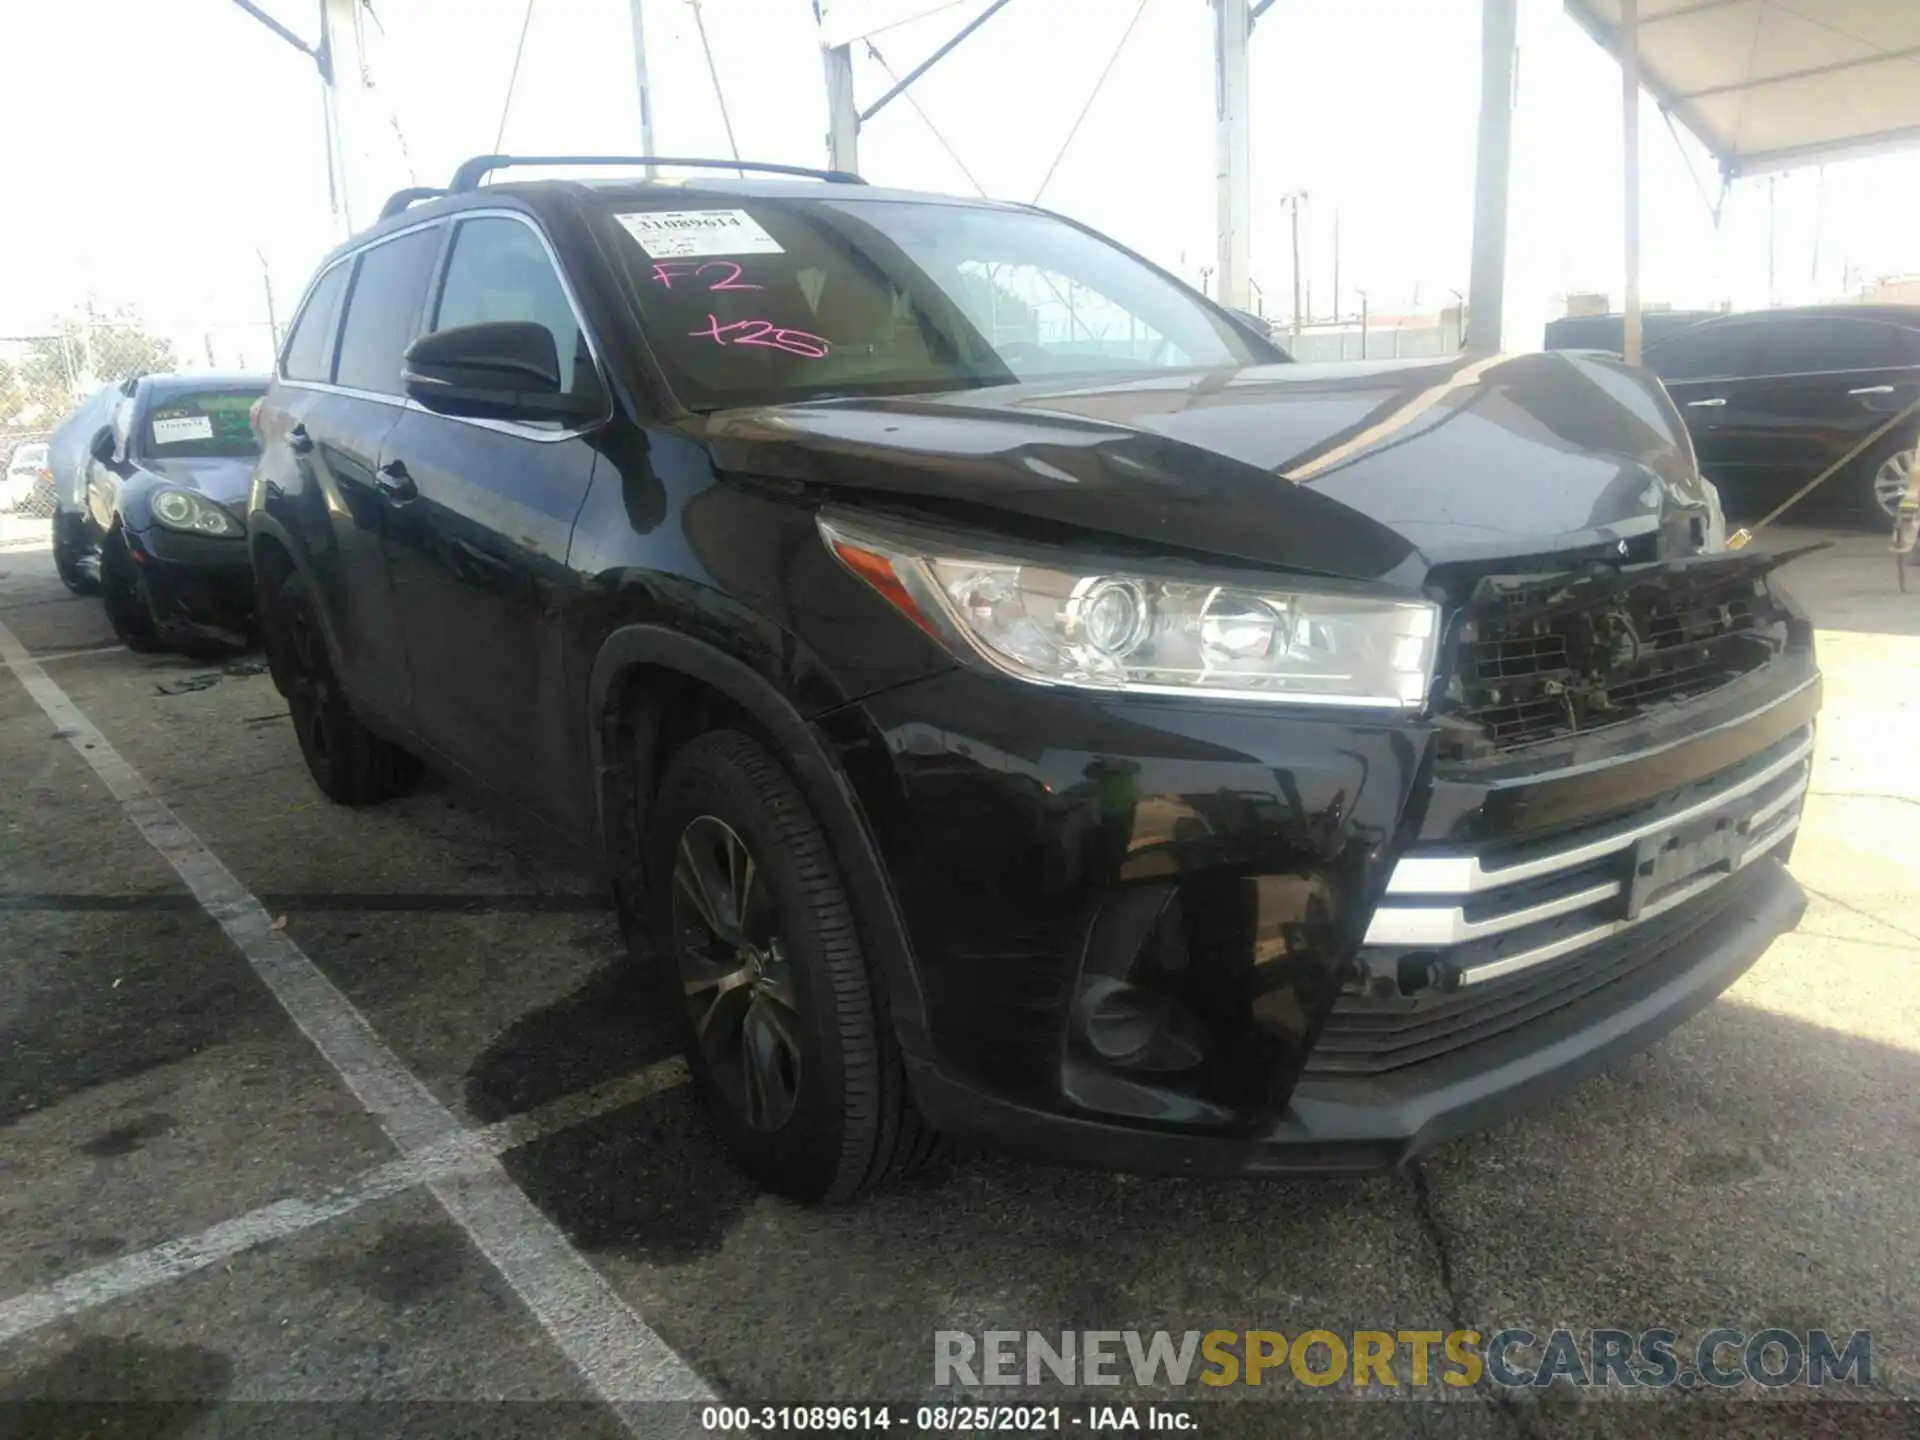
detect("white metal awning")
(1566, 0), (1920, 177)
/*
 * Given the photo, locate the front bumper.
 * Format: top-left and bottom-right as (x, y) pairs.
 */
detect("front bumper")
(907, 858), (1802, 1173)
(830, 650), (1817, 1174)
(127, 524), (256, 647)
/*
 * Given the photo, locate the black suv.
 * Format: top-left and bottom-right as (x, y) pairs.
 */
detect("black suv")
(1644, 304), (1920, 524)
(251, 156), (1818, 1202)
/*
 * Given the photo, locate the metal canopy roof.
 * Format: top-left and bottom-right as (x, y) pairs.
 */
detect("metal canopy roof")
(1566, 0), (1920, 177)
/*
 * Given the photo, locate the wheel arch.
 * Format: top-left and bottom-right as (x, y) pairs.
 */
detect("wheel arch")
(588, 624), (930, 1050)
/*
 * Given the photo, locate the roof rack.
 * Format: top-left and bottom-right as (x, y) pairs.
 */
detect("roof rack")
(378, 186), (447, 221)
(445, 154), (866, 193)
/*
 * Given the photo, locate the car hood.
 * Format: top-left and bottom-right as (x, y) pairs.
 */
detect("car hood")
(704, 351), (1713, 586)
(133, 455), (256, 508)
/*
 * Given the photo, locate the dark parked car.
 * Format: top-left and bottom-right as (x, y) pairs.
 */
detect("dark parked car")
(1542, 309), (1722, 355)
(79, 372), (267, 652)
(47, 382), (124, 594)
(251, 156), (1818, 1202)
(1643, 305), (1920, 524)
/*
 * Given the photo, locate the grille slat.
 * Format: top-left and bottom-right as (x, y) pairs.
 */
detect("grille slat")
(1447, 567), (1778, 754)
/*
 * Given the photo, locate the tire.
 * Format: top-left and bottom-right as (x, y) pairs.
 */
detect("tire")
(53, 515), (100, 596)
(645, 729), (942, 1203)
(263, 569), (423, 806)
(99, 530), (165, 653)
(1858, 434), (1917, 529)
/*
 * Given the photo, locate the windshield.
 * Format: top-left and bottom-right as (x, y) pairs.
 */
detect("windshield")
(142, 389), (263, 459)
(599, 196), (1273, 409)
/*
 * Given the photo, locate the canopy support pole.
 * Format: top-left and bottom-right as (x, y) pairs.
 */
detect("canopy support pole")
(1465, 0), (1516, 352)
(1622, 0), (1643, 365)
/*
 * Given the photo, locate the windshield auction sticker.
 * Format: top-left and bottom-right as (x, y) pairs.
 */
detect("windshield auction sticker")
(150, 414), (215, 444)
(615, 209), (784, 258)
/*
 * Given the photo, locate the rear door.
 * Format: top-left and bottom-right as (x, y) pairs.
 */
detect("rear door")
(374, 211), (606, 828)
(1733, 316), (1920, 482)
(260, 226), (442, 732)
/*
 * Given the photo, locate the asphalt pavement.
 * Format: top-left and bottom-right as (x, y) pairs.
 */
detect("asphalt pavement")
(0, 526), (1914, 1439)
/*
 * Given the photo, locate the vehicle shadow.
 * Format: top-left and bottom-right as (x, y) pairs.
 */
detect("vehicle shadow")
(472, 966), (1920, 1421)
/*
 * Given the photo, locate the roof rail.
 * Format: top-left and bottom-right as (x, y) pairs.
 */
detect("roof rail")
(445, 154), (866, 193)
(378, 186), (447, 221)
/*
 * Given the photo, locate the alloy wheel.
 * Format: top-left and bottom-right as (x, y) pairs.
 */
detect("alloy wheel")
(1874, 449), (1915, 521)
(670, 814), (802, 1132)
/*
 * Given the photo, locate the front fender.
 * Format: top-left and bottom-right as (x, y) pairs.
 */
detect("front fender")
(586, 623), (932, 1051)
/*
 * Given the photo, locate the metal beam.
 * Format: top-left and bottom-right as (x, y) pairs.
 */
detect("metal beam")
(1465, 0), (1516, 352)
(1250, 0), (1278, 20)
(1622, 0), (1642, 366)
(822, 42), (860, 173)
(1678, 45), (1920, 101)
(1213, 0), (1252, 311)
(228, 0), (319, 62)
(859, 0), (1013, 122)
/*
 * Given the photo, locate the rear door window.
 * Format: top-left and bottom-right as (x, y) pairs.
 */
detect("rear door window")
(334, 227), (442, 395)
(282, 262), (349, 382)
(1757, 317), (1906, 376)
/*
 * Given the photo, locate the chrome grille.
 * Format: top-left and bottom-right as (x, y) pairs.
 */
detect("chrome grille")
(1364, 722), (1812, 989)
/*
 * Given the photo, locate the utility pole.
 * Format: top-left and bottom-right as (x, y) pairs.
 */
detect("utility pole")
(1332, 207), (1341, 320)
(1285, 191), (1306, 334)
(258, 249), (280, 355)
(1212, 0), (1252, 311)
(629, 0), (656, 172)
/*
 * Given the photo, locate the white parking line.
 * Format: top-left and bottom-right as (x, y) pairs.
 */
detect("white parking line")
(0, 619), (713, 1423)
(0, 1063), (689, 1346)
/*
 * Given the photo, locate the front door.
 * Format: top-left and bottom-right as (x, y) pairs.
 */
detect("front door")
(376, 213), (607, 830)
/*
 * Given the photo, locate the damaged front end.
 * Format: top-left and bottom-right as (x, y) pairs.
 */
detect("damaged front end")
(1321, 546), (1820, 1083)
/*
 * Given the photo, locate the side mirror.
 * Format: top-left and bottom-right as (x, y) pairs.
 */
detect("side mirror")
(402, 322), (598, 424)
(89, 427), (116, 464)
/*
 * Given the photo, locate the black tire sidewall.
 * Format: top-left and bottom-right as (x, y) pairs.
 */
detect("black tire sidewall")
(646, 733), (871, 1202)
(100, 533), (163, 651)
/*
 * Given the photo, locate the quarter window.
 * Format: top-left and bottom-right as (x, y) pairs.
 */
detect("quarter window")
(432, 217), (594, 398)
(334, 227), (442, 395)
(282, 262), (349, 382)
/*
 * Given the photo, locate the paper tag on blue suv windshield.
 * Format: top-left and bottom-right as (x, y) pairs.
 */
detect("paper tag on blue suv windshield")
(151, 414), (214, 444)
(614, 209), (785, 258)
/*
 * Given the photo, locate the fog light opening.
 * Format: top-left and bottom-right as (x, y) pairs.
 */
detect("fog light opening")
(1074, 977), (1206, 1073)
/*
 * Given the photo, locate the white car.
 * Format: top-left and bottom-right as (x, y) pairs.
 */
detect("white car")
(2, 442), (50, 513)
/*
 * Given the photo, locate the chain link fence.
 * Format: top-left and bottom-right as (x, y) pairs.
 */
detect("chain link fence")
(0, 320), (277, 531)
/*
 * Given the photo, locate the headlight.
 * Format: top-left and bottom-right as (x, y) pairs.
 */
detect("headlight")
(820, 514), (1439, 710)
(150, 486), (243, 537)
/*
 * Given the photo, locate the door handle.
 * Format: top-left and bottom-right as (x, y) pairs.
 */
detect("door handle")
(286, 422), (314, 454)
(374, 459), (417, 502)
(1686, 397), (1727, 408)
(1849, 385), (1896, 396)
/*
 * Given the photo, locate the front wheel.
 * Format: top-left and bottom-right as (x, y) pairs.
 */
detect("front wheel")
(644, 729), (942, 1203)
(99, 530), (164, 653)
(52, 514), (100, 596)
(263, 569), (423, 806)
